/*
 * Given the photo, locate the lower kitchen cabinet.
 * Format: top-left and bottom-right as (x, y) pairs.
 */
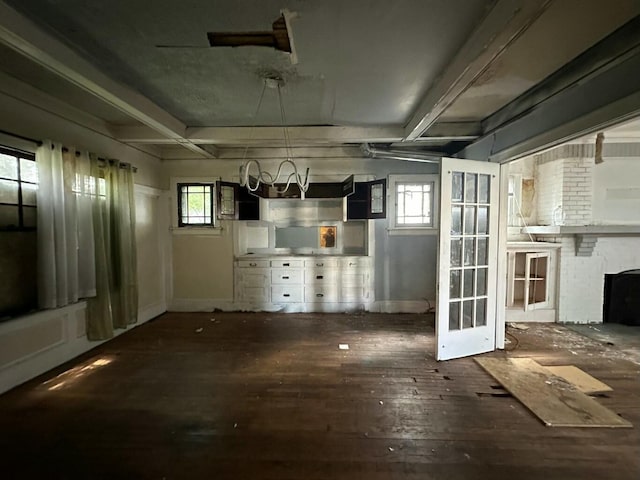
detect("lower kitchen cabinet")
(235, 256), (373, 311)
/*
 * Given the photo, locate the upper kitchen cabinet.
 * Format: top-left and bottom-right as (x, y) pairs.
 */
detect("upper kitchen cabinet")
(346, 179), (386, 220)
(216, 181), (260, 221)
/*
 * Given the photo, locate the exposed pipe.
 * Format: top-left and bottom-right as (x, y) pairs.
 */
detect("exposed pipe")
(360, 143), (440, 163)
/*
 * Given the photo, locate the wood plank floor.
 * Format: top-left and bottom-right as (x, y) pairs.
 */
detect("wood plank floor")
(0, 313), (638, 479)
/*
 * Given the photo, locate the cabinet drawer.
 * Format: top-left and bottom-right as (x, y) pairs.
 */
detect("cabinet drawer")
(241, 270), (270, 287)
(304, 258), (338, 268)
(271, 269), (303, 284)
(305, 285), (339, 303)
(341, 273), (368, 287)
(271, 286), (303, 303)
(237, 259), (269, 268)
(340, 286), (369, 302)
(271, 259), (303, 268)
(304, 269), (337, 284)
(340, 257), (372, 268)
(242, 287), (270, 302)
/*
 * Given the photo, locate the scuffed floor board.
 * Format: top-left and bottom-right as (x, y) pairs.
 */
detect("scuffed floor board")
(475, 357), (632, 428)
(544, 365), (613, 394)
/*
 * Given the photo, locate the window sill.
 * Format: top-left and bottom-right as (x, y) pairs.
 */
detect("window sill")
(171, 226), (224, 236)
(387, 227), (438, 236)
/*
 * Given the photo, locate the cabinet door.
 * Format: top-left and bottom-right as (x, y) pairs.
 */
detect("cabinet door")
(238, 186), (260, 220)
(216, 181), (238, 220)
(346, 179), (386, 219)
(524, 252), (550, 310)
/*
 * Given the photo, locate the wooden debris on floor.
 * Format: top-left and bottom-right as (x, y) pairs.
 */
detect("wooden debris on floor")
(544, 365), (613, 395)
(475, 357), (632, 428)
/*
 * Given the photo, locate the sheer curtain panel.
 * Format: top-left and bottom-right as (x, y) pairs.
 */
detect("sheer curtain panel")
(36, 143), (96, 309)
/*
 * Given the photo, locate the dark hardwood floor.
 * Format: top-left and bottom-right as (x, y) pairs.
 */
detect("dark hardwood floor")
(0, 313), (638, 479)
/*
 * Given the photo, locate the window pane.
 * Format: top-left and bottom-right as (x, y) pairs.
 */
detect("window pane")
(0, 179), (19, 204)
(0, 154), (18, 180)
(179, 183), (213, 225)
(450, 270), (461, 299)
(0, 204), (19, 227)
(220, 185), (235, 215)
(22, 183), (37, 206)
(449, 301), (460, 331)
(462, 300), (474, 329)
(20, 158), (38, 183)
(465, 173), (477, 203)
(23, 206), (37, 228)
(452, 172), (463, 202)
(476, 298), (487, 326)
(478, 174), (490, 203)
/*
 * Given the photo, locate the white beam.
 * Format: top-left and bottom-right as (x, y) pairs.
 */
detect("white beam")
(0, 1), (196, 145)
(403, 0), (552, 141)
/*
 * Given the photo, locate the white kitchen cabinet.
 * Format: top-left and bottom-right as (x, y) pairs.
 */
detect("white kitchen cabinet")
(505, 242), (560, 322)
(234, 255), (373, 311)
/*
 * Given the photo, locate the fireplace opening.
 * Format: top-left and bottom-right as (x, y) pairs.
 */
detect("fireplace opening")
(603, 269), (640, 325)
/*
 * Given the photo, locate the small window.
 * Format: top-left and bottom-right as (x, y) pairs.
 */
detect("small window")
(0, 146), (37, 230)
(177, 182), (214, 227)
(507, 174), (522, 227)
(388, 174), (439, 233)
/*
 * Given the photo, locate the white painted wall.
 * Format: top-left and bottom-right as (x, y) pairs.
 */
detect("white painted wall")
(592, 157), (640, 225)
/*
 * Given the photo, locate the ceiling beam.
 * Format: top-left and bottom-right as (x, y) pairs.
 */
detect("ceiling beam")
(459, 20), (640, 163)
(0, 1), (214, 156)
(403, 0), (551, 141)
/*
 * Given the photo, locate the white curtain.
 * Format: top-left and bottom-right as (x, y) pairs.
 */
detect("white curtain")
(36, 142), (96, 308)
(86, 157), (138, 340)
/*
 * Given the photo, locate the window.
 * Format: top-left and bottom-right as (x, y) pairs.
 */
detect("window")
(507, 174), (522, 227)
(389, 174), (438, 232)
(177, 182), (214, 227)
(0, 146), (37, 230)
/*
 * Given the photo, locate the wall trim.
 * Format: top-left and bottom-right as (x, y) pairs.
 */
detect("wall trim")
(536, 142), (640, 165)
(369, 300), (434, 314)
(169, 299), (237, 312)
(138, 301), (167, 323)
(134, 184), (164, 197)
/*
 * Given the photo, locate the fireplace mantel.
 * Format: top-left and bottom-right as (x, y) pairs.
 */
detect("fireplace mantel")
(521, 225), (640, 256)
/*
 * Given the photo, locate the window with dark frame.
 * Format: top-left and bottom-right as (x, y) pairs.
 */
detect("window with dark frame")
(0, 146), (37, 230)
(395, 181), (433, 227)
(177, 182), (214, 227)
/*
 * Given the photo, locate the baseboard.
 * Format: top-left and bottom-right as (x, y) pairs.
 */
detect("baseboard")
(138, 301), (167, 323)
(168, 298), (236, 312)
(370, 300), (434, 314)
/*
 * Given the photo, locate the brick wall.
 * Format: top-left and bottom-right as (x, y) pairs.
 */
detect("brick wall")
(535, 159), (563, 225)
(561, 157), (593, 226)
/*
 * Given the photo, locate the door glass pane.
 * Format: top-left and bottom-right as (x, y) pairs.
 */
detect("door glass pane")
(477, 268), (488, 296)
(450, 270), (461, 299)
(462, 300), (474, 329)
(449, 301), (460, 331)
(464, 206), (476, 235)
(463, 268), (475, 298)
(478, 174), (490, 203)
(476, 298), (487, 326)
(463, 238), (475, 266)
(220, 185), (235, 215)
(477, 237), (488, 266)
(477, 206), (488, 234)
(465, 173), (477, 203)
(451, 205), (462, 235)
(450, 238), (462, 267)
(371, 183), (384, 214)
(452, 172), (463, 202)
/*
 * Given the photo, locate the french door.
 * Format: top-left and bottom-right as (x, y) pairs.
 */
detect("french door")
(436, 158), (500, 360)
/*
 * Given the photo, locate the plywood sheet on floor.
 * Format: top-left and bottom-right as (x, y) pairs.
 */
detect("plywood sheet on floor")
(544, 365), (613, 394)
(475, 357), (632, 428)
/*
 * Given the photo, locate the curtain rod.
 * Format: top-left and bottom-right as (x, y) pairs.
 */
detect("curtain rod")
(0, 129), (43, 146)
(56, 146), (138, 173)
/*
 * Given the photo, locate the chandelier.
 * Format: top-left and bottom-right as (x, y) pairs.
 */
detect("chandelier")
(239, 76), (310, 199)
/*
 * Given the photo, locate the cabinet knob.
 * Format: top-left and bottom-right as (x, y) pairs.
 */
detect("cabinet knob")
(283, 293), (290, 297)
(283, 262), (290, 266)
(249, 262), (257, 267)
(316, 293), (324, 298)
(316, 263), (323, 267)
(283, 276), (289, 279)
(316, 275), (323, 279)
